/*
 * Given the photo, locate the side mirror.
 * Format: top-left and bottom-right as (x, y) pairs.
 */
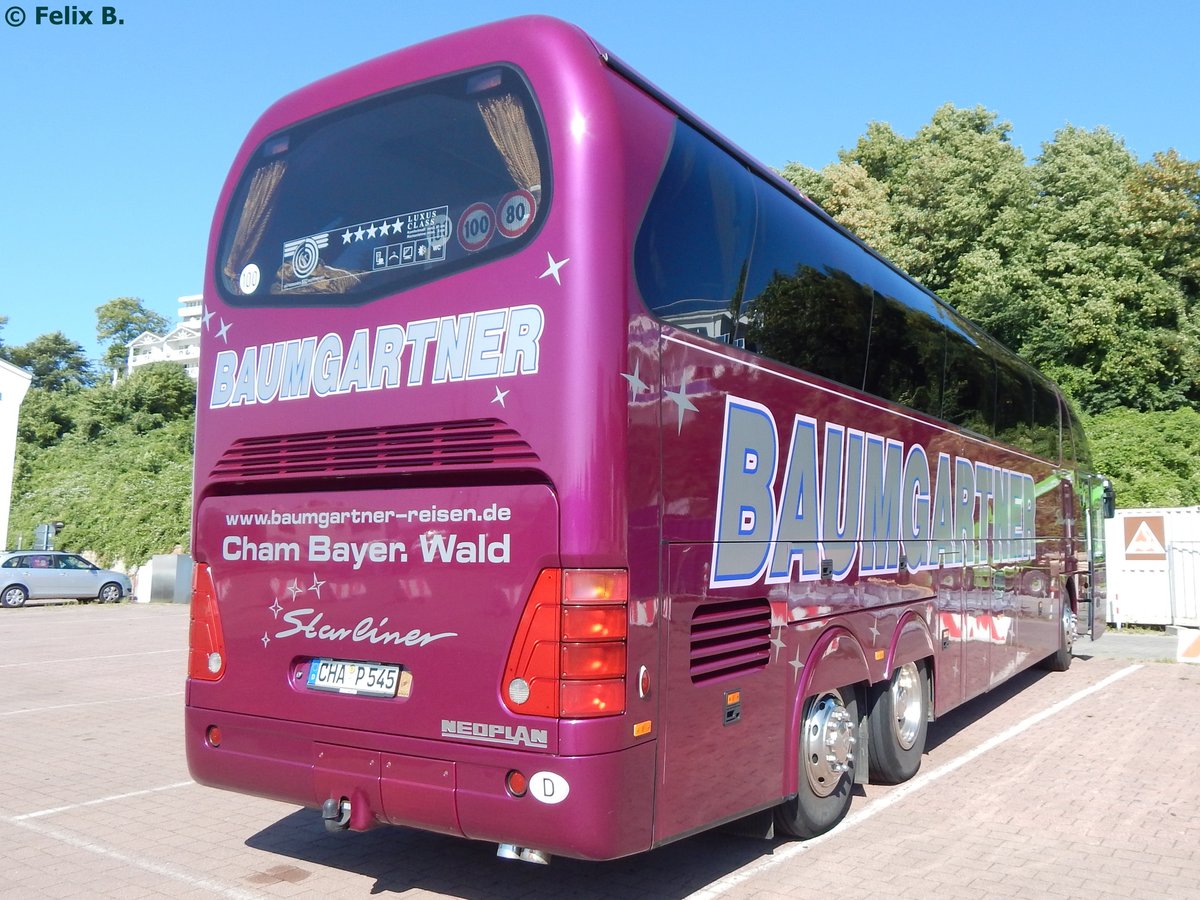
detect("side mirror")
(1102, 480), (1116, 519)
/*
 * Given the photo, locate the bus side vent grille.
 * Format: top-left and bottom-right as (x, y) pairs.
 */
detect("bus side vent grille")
(689, 598), (772, 684)
(210, 419), (539, 483)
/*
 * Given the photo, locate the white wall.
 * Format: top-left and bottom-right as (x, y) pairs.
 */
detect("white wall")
(0, 359), (33, 548)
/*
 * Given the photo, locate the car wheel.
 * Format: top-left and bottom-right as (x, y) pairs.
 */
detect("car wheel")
(98, 582), (123, 604)
(2, 585), (28, 608)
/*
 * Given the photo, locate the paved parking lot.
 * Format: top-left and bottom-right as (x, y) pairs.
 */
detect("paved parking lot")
(1, 603), (1198, 899)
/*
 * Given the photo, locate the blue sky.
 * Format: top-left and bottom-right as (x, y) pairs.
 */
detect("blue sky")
(2, 0), (1197, 361)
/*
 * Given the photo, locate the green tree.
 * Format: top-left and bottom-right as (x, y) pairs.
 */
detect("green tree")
(1086, 407), (1200, 506)
(96, 296), (170, 372)
(8, 363), (196, 564)
(1021, 127), (1199, 412)
(0, 331), (94, 390)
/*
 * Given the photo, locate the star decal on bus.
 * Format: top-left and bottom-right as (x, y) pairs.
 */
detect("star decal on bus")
(261, 632), (271, 648)
(621, 360), (649, 398)
(491, 386), (510, 407)
(286, 578), (303, 601)
(664, 374), (697, 433)
(868, 622), (880, 645)
(269, 598), (283, 619)
(308, 573), (326, 600)
(216, 318), (233, 343)
(539, 252), (569, 285)
(789, 646), (805, 680)
(202, 305), (215, 329)
(770, 627), (787, 663)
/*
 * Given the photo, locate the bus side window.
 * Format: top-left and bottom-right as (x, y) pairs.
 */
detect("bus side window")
(740, 182), (873, 390)
(861, 266), (945, 419)
(634, 122), (755, 341)
(942, 324), (996, 437)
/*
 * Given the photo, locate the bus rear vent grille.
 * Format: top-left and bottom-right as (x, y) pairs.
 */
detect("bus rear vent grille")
(689, 598), (772, 684)
(210, 419), (539, 483)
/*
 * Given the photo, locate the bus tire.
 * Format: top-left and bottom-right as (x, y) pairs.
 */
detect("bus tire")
(775, 687), (857, 838)
(1041, 598), (1076, 672)
(868, 660), (928, 784)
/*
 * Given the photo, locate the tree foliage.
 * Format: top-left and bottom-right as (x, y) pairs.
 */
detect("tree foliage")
(783, 105), (1200, 506)
(0, 331), (95, 391)
(1085, 408), (1200, 507)
(8, 363), (194, 567)
(96, 296), (170, 371)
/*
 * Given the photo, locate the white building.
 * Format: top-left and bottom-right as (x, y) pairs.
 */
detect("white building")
(0, 358), (33, 548)
(126, 294), (203, 380)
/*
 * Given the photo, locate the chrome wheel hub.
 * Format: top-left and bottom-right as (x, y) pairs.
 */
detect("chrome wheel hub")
(803, 692), (856, 798)
(890, 662), (923, 751)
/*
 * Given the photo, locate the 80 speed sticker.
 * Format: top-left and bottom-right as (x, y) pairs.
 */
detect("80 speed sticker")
(497, 190), (536, 239)
(458, 202), (496, 252)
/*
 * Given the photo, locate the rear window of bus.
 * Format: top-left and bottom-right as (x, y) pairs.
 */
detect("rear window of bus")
(216, 65), (550, 305)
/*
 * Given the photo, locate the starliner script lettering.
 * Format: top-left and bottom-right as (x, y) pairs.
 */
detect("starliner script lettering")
(275, 608), (457, 646)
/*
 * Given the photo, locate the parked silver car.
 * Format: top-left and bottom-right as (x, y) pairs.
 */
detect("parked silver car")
(0, 551), (132, 607)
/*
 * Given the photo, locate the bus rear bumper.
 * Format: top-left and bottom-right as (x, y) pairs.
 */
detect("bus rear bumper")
(185, 706), (656, 861)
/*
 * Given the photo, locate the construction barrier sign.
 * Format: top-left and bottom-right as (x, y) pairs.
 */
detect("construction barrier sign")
(1123, 515), (1167, 562)
(1178, 627), (1200, 665)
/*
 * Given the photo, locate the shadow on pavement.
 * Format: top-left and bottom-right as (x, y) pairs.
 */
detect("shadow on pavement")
(246, 808), (785, 898)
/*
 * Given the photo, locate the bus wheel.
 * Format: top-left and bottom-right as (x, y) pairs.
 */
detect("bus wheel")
(868, 660), (928, 784)
(1041, 600), (1077, 672)
(775, 687), (857, 838)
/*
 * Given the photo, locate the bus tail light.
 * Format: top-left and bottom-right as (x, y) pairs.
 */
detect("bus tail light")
(188, 563), (227, 681)
(503, 569), (627, 719)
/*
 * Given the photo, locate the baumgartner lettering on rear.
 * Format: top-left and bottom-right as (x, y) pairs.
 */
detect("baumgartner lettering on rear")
(208, 304), (543, 408)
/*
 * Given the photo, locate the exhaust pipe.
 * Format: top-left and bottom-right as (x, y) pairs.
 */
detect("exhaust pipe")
(322, 797), (352, 832)
(496, 843), (551, 864)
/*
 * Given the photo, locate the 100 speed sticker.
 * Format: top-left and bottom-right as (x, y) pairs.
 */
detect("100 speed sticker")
(458, 202), (496, 252)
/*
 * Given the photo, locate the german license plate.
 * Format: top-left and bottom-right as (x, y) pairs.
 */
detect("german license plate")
(307, 658), (400, 697)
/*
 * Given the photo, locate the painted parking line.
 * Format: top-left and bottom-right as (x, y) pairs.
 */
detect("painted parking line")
(12, 781), (195, 821)
(0, 691), (184, 716)
(687, 663), (1143, 900)
(7, 816), (264, 900)
(0, 649), (184, 669)
(3, 780), (259, 898)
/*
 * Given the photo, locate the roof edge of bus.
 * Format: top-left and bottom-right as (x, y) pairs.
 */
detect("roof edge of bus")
(251, 16), (594, 143)
(597, 47), (1056, 390)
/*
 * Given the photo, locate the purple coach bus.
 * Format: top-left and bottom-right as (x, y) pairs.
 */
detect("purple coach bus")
(186, 16), (1113, 863)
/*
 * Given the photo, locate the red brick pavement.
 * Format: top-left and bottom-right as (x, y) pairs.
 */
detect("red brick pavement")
(1, 604), (1196, 898)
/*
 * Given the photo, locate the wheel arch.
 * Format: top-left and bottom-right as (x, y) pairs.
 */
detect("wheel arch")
(783, 625), (871, 796)
(884, 610), (935, 678)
